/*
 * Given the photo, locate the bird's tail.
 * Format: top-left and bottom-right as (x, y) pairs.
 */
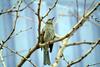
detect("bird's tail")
(44, 48), (51, 65)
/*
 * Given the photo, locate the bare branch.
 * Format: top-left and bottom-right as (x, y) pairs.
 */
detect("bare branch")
(87, 0), (96, 11)
(2, 0), (22, 45)
(83, 0), (86, 15)
(11, 27), (32, 38)
(76, 0), (79, 22)
(0, 0), (34, 15)
(2, 1), (21, 46)
(51, 2), (100, 67)
(2, 49), (27, 58)
(89, 15), (100, 26)
(17, 43), (39, 67)
(86, 62), (100, 67)
(24, 0), (38, 15)
(37, 0), (42, 43)
(62, 54), (69, 64)
(67, 40), (100, 67)
(91, 15), (100, 22)
(51, 2), (100, 43)
(17, 0), (42, 66)
(66, 41), (100, 47)
(3, 45), (37, 67)
(41, 0), (58, 20)
(0, 49), (6, 67)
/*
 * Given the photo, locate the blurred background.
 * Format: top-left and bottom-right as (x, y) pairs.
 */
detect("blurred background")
(0, 0), (100, 67)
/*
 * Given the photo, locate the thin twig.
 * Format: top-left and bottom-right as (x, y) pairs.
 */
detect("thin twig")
(87, 0), (96, 11)
(0, 0), (34, 15)
(66, 41), (100, 47)
(62, 54), (69, 64)
(41, 0), (58, 20)
(83, 0), (86, 15)
(3, 0), (22, 45)
(91, 15), (100, 22)
(2, 49), (28, 59)
(3, 45), (37, 67)
(89, 16), (100, 26)
(11, 27), (32, 38)
(24, 0), (38, 15)
(86, 62), (100, 67)
(76, 0), (79, 22)
(67, 40), (100, 67)
(17, 43), (39, 67)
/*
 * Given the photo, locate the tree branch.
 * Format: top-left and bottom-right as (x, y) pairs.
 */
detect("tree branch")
(0, 0), (34, 15)
(11, 27), (32, 38)
(2, 0), (22, 45)
(66, 41), (100, 47)
(86, 62), (100, 67)
(17, 43), (39, 67)
(37, 0), (42, 43)
(17, 0), (42, 66)
(17, 1), (100, 67)
(76, 0), (79, 21)
(3, 45), (37, 67)
(24, 0), (38, 15)
(41, 0), (58, 20)
(51, 2), (100, 67)
(67, 40), (100, 67)
(83, 0), (86, 15)
(0, 49), (6, 67)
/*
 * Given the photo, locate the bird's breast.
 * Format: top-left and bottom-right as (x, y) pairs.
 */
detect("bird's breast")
(44, 28), (54, 42)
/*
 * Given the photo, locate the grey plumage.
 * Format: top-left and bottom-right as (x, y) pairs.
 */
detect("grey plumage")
(40, 17), (55, 65)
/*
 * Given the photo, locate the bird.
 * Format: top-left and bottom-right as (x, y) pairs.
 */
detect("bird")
(40, 17), (55, 65)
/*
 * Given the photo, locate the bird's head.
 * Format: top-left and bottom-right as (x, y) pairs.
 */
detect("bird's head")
(46, 17), (55, 24)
